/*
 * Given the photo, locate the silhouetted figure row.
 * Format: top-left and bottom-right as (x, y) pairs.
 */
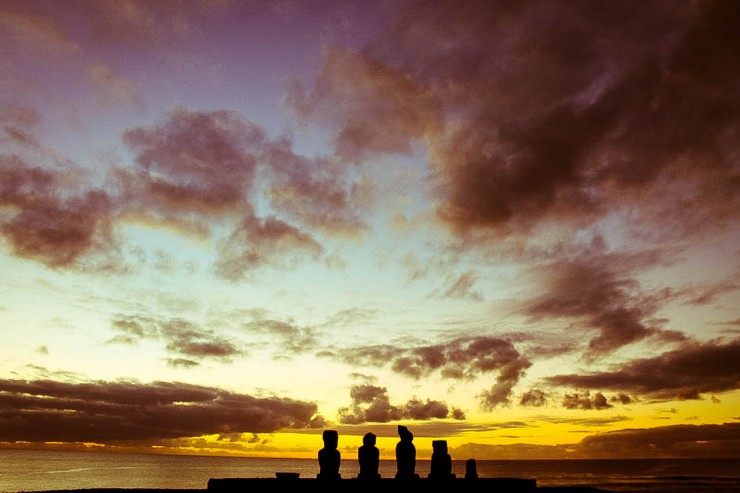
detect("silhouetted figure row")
(317, 426), (476, 481)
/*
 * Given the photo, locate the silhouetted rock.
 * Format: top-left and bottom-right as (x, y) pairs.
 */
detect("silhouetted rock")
(428, 440), (455, 480)
(358, 432), (380, 480)
(394, 425), (419, 480)
(465, 458), (478, 480)
(317, 430), (341, 480)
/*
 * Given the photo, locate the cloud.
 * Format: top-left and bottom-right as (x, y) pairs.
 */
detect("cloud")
(535, 415), (632, 427)
(562, 391), (612, 410)
(165, 358), (200, 369)
(0, 155), (115, 268)
(263, 139), (370, 236)
(161, 319), (241, 360)
(215, 209), (322, 280)
(242, 317), (321, 355)
(433, 271), (483, 301)
(520, 389), (548, 407)
(326, 336), (531, 409)
(59, 0), (228, 47)
(317, 420), (529, 441)
(286, 46), (441, 161)
(337, 384), (464, 424)
(289, 0), (739, 240)
(518, 252), (682, 356)
(546, 337), (740, 400)
(610, 392), (634, 405)
(88, 62), (142, 108)
(0, 378), (319, 442)
(452, 442), (570, 461)
(119, 110), (332, 274)
(0, 8), (80, 56)
(122, 108), (264, 217)
(109, 315), (241, 363)
(675, 280), (739, 306)
(1, 110), (117, 269)
(452, 422), (740, 459)
(0, 106), (41, 149)
(577, 422), (740, 459)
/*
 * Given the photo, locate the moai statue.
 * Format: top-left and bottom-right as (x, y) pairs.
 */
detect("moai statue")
(317, 430), (341, 480)
(358, 432), (380, 480)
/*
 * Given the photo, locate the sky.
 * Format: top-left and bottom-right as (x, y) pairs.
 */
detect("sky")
(1, 0), (739, 462)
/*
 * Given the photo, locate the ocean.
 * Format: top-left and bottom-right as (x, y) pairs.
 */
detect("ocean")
(0, 450), (739, 493)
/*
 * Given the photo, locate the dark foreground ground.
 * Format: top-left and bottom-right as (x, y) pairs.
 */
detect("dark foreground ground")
(24, 477), (613, 493)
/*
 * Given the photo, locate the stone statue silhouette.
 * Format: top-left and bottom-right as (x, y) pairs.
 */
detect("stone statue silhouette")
(465, 458), (479, 480)
(394, 425), (419, 479)
(317, 430), (341, 480)
(428, 440), (455, 479)
(357, 432), (380, 480)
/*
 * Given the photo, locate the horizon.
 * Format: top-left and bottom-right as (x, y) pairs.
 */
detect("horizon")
(1, 0), (739, 462)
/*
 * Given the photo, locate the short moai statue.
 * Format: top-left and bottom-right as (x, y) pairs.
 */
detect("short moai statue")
(428, 440), (455, 479)
(465, 458), (479, 480)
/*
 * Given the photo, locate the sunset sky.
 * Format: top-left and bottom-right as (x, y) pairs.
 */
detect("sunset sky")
(1, 0), (739, 461)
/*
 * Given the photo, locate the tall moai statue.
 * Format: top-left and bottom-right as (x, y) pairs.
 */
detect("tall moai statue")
(395, 425), (419, 479)
(317, 430), (341, 480)
(358, 432), (380, 480)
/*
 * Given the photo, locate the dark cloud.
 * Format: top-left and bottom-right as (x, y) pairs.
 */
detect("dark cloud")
(2, 190), (113, 267)
(263, 139), (369, 236)
(0, 378), (320, 442)
(122, 108), (264, 217)
(215, 209), (322, 280)
(337, 384), (464, 424)
(547, 338), (740, 400)
(165, 358), (200, 369)
(161, 319), (240, 360)
(610, 392), (634, 405)
(422, 0), (739, 237)
(452, 422), (740, 459)
(562, 391), (612, 410)
(520, 389), (548, 407)
(109, 315), (241, 363)
(0, 156), (115, 268)
(519, 252), (684, 356)
(290, 0), (739, 239)
(577, 422), (740, 459)
(327, 337), (531, 409)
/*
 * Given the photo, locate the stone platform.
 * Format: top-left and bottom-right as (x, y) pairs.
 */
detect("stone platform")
(208, 477), (538, 492)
